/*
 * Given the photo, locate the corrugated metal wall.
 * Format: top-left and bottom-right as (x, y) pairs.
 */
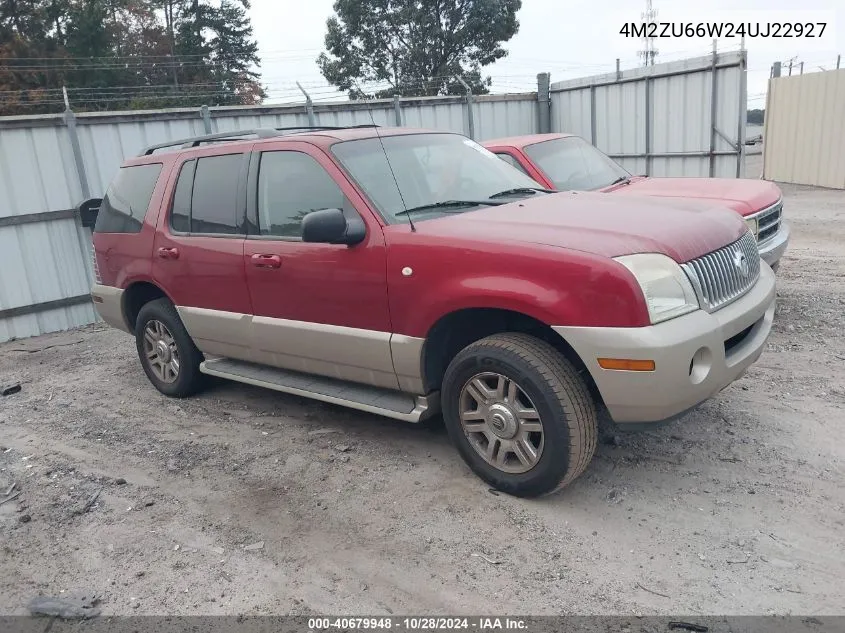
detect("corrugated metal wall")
(550, 51), (746, 179)
(763, 69), (845, 189)
(0, 92), (538, 341)
(0, 118), (99, 341)
(0, 53), (748, 342)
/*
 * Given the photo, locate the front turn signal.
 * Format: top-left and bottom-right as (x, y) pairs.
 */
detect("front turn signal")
(597, 358), (656, 371)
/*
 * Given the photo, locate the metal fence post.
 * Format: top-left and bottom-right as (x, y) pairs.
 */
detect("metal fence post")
(296, 81), (316, 127)
(457, 76), (475, 139)
(393, 94), (402, 126)
(837, 54), (841, 70)
(644, 75), (651, 176)
(709, 39), (718, 177)
(200, 104), (212, 133)
(62, 91), (90, 200)
(536, 72), (551, 134)
(589, 84), (597, 146)
(772, 62), (782, 78)
(736, 50), (747, 178)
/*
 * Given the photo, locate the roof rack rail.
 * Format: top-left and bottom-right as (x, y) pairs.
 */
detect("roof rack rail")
(139, 124), (380, 156)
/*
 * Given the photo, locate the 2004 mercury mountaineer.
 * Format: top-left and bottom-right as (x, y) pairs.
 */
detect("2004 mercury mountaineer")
(84, 126), (776, 497)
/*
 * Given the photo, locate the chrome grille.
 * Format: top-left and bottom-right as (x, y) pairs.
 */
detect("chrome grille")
(752, 199), (783, 244)
(682, 231), (760, 312)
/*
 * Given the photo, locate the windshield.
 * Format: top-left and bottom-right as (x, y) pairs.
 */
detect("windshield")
(523, 136), (631, 191)
(331, 133), (546, 223)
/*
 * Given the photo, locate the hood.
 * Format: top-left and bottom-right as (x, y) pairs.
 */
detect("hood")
(610, 177), (781, 215)
(416, 191), (747, 263)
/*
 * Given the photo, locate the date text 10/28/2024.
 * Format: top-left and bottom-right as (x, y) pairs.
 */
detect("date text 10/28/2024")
(308, 617), (528, 630)
(620, 22), (828, 39)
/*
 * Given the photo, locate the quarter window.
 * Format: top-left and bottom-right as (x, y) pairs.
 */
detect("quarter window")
(94, 163), (162, 234)
(257, 151), (346, 238)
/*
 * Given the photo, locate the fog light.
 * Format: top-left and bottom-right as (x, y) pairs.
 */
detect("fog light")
(689, 347), (713, 385)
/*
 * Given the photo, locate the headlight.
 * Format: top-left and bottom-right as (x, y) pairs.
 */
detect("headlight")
(745, 217), (759, 238)
(614, 253), (699, 324)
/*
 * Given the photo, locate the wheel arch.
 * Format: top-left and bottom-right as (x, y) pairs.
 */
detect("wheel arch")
(122, 280), (173, 333)
(420, 307), (601, 405)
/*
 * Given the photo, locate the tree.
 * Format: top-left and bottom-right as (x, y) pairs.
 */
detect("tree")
(747, 109), (765, 125)
(0, 0), (264, 115)
(317, 0), (521, 98)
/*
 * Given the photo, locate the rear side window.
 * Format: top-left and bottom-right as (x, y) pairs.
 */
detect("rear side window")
(170, 160), (195, 233)
(94, 163), (162, 233)
(190, 154), (243, 235)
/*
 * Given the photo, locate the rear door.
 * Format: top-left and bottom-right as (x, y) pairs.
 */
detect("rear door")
(242, 141), (395, 389)
(153, 148), (253, 360)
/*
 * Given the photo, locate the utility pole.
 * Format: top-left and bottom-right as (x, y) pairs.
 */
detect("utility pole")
(785, 56), (797, 76)
(638, 0), (659, 67)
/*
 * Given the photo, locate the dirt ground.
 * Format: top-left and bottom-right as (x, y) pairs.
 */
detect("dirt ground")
(1, 154), (844, 617)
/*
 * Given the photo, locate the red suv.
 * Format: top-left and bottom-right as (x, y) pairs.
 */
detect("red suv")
(483, 133), (789, 271)
(87, 126), (776, 497)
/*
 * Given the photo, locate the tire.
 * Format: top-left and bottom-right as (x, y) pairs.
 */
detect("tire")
(135, 298), (206, 398)
(770, 260), (780, 274)
(441, 333), (597, 497)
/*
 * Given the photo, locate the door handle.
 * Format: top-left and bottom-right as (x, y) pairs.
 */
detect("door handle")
(251, 254), (282, 269)
(157, 247), (179, 260)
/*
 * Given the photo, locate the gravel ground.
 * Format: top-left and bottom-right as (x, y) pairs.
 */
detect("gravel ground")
(1, 154), (844, 616)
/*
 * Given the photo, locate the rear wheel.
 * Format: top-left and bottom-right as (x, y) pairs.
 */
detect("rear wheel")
(441, 333), (597, 497)
(135, 298), (206, 397)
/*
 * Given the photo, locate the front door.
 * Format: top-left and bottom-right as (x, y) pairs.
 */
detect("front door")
(153, 149), (253, 360)
(242, 142), (396, 389)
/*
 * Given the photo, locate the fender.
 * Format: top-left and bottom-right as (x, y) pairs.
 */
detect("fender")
(385, 235), (650, 338)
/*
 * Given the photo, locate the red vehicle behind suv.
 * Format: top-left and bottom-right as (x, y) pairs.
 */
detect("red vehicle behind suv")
(483, 133), (789, 270)
(87, 126), (775, 497)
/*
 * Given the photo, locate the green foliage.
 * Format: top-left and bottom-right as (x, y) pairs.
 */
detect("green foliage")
(0, 0), (264, 115)
(747, 109), (765, 125)
(317, 0), (522, 98)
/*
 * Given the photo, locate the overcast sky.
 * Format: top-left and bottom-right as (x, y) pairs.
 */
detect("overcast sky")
(250, 0), (842, 108)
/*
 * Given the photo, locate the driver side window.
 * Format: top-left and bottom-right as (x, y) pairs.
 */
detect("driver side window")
(257, 151), (348, 238)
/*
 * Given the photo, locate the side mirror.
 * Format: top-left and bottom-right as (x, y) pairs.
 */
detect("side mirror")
(301, 208), (365, 246)
(77, 197), (103, 228)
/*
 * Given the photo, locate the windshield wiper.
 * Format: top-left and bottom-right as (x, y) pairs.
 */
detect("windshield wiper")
(607, 176), (631, 186)
(396, 200), (505, 216)
(488, 187), (555, 198)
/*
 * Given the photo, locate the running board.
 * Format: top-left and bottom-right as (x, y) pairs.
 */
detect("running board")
(200, 358), (439, 423)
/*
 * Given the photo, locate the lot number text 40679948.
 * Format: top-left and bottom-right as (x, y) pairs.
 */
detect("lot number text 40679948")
(308, 617), (528, 630)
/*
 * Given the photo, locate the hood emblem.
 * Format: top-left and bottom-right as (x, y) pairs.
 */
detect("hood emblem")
(733, 251), (749, 277)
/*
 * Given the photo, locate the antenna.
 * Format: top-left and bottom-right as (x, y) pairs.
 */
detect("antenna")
(352, 81), (415, 233)
(638, 0), (659, 67)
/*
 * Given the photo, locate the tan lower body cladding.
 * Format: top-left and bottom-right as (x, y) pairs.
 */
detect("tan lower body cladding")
(176, 306), (426, 394)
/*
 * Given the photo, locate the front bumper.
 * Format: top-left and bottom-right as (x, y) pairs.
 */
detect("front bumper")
(553, 262), (776, 424)
(758, 222), (790, 268)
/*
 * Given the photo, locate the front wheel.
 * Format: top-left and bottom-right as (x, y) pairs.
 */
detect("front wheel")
(441, 333), (597, 497)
